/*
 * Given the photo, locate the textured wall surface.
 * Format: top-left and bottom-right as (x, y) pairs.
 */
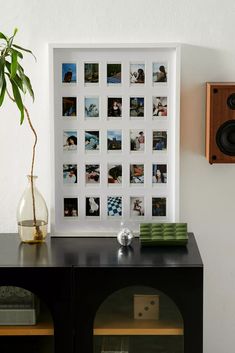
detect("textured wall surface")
(1, 1), (235, 352)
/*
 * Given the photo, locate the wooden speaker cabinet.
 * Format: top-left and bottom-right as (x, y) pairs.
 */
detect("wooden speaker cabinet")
(206, 82), (235, 164)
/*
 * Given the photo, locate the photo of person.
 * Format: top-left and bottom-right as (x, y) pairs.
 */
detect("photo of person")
(107, 196), (122, 217)
(63, 164), (77, 184)
(130, 97), (144, 117)
(130, 130), (145, 151)
(130, 63), (145, 84)
(130, 197), (144, 216)
(152, 197), (166, 217)
(63, 131), (77, 151)
(107, 130), (122, 151)
(153, 63), (167, 83)
(107, 63), (121, 84)
(153, 97), (167, 117)
(62, 97), (77, 117)
(86, 197), (100, 217)
(84, 63), (99, 83)
(85, 164), (100, 184)
(85, 131), (99, 151)
(107, 98), (122, 118)
(152, 131), (167, 151)
(108, 164), (122, 184)
(62, 63), (76, 83)
(64, 198), (78, 217)
(85, 97), (99, 118)
(130, 164), (144, 184)
(152, 164), (167, 183)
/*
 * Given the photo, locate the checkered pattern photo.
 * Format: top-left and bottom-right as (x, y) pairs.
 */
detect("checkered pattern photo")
(107, 197), (122, 216)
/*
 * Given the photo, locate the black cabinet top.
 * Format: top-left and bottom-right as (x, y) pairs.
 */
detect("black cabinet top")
(0, 233), (203, 268)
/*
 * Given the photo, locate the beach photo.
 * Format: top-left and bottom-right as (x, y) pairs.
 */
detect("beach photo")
(152, 197), (166, 217)
(64, 197), (78, 217)
(85, 164), (100, 184)
(130, 197), (144, 217)
(86, 197), (100, 217)
(107, 97), (122, 118)
(84, 63), (99, 83)
(62, 63), (76, 83)
(153, 97), (167, 117)
(107, 63), (121, 84)
(153, 63), (167, 83)
(130, 130), (145, 151)
(108, 164), (122, 184)
(63, 164), (77, 184)
(107, 130), (122, 151)
(130, 63), (145, 84)
(130, 164), (144, 184)
(62, 97), (77, 117)
(63, 130), (77, 151)
(152, 164), (167, 184)
(85, 131), (99, 151)
(152, 131), (167, 151)
(107, 196), (122, 216)
(130, 97), (144, 118)
(85, 97), (99, 118)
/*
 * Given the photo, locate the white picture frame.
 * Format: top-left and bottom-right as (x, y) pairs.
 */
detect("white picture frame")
(49, 43), (181, 236)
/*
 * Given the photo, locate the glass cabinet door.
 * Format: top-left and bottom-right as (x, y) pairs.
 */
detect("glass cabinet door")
(0, 286), (54, 353)
(93, 286), (183, 353)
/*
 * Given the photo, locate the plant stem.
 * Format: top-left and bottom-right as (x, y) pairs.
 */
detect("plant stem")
(7, 90), (42, 241)
(24, 106), (37, 226)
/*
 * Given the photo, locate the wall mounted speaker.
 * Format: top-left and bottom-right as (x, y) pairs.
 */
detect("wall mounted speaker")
(206, 82), (235, 164)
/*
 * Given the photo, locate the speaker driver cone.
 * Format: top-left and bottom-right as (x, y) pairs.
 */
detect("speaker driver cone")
(227, 93), (235, 110)
(216, 120), (235, 156)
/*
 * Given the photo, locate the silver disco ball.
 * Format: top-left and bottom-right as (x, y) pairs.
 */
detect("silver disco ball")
(117, 225), (134, 247)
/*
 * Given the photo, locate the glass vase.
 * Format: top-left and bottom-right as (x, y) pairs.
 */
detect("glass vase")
(17, 176), (48, 243)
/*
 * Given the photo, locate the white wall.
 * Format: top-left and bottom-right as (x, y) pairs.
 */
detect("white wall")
(0, 0), (235, 352)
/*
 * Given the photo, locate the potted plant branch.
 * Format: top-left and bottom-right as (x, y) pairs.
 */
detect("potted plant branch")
(0, 28), (48, 243)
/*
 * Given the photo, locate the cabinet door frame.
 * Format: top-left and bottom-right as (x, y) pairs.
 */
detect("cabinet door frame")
(73, 267), (203, 353)
(0, 267), (73, 353)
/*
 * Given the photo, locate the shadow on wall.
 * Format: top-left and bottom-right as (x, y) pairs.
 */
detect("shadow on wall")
(180, 44), (227, 156)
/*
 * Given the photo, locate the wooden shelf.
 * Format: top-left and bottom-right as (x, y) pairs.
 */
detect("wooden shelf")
(0, 312), (54, 336)
(94, 314), (183, 336)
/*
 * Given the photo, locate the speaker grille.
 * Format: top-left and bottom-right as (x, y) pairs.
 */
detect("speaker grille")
(216, 120), (235, 156)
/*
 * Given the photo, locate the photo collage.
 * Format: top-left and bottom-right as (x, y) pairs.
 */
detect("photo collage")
(59, 58), (169, 222)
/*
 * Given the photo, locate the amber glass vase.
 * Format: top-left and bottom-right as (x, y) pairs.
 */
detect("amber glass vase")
(17, 176), (48, 243)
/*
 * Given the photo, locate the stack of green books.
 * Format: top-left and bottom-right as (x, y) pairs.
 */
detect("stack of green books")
(139, 223), (188, 246)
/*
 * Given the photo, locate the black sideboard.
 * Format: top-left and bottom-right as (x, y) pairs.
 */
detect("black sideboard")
(0, 233), (203, 353)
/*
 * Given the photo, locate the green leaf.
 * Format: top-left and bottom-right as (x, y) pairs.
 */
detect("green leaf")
(22, 74), (34, 101)
(0, 59), (5, 91)
(12, 44), (36, 61)
(0, 71), (4, 92)
(0, 32), (7, 41)
(10, 48), (23, 59)
(8, 36), (14, 48)
(5, 61), (24, 92)
(17, 62), (24, 73)
(5, 71), (24, 92)
(17, 63), (34, 98)
(5, 60), (11, 73)
(0, 76), (6, 106)
(8, 28), (18, 48)
(13, 74), (24, 92)
(10, 50), (18, 79)
(10, 78), (24, 124)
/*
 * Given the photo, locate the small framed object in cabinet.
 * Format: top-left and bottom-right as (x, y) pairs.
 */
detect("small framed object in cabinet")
(50, 44), (180, 235)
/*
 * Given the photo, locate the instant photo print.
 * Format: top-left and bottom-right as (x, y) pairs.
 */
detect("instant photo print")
(62, 63), (76, 83)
